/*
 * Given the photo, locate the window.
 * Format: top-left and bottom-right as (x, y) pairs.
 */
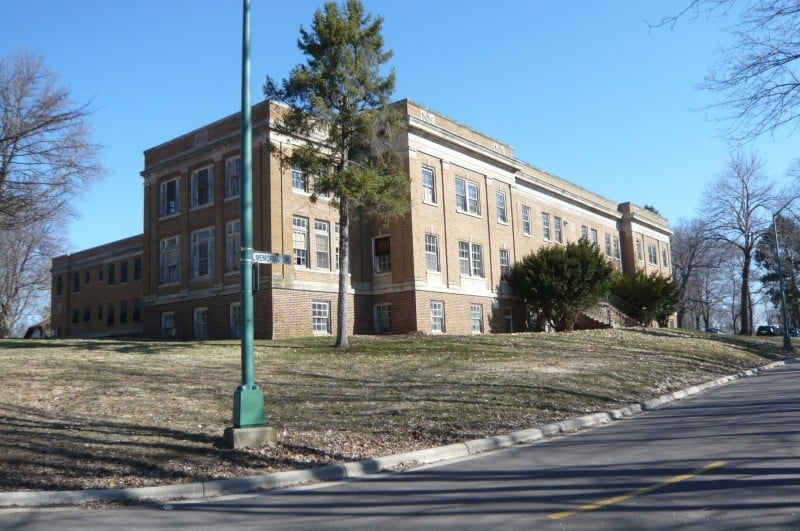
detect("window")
(590, 229), (598, 247)
(554, 216), (563, 243)
(56, 276), (62, 296)
(194, 307), (208, 340)
(134, 258), (142, 281)
(98, 267), (103, 282)
(190, 167), (213, 208)
(191, 227), (214, 279)
(471, 304), (483, 334)
(374, 304), (392, 333)
(542, 213), (551, 241)
(291, 162), (308, 192)
(108, 263), (116, 286)
(459, 241), (484, 277)
(120, 261), (128, 283)
(72, 309), (79, 324)
(97, 305), (103, 321)
(160, 178), (180, 217)
(160, 236), (180, 285)
(83, 307), (90, 322)
(120, 300), (128, 324)
(229, 303), (241, 338)
(226, 220), (241, 273)
(431, 301), (445, 333)
(522, 207), (531, 236)
(648, 243), (658, 265)
(455, 177), (480, 215)
(499, 248), (510, 281)
(662, 247), (669, 268)
(335, 223), (340, 270)
(293, 216), (309, 267)
(312, 301), (330, 333)
(374, 235), (391, 273)
(225, 156), (241, 198)
(613, 236), (621, 260)
(133, 299), (141, 323)
(72, 272), (80, 293)
(496, 190), (508, 223)
(422, 166), (437, 204)
(636, 240), (643, 262)
(315, 220), (330, 270)
(313, 173), (329, 198)
(107, 303), (115, 326)
(581, 225), (589, 240)
(162, 312), (176, 338)
(85, 271), (90, 284)
(425, 233), (440, 272)
(604, 234), (612, 257)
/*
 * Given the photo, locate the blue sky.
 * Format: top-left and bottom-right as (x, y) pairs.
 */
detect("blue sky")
(3, 1), (797, 254)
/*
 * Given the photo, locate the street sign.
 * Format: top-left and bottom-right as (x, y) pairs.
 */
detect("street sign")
(252, 251), (292, 265)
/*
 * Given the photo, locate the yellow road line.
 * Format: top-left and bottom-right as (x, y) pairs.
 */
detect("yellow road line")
(549, 460), (726, 520)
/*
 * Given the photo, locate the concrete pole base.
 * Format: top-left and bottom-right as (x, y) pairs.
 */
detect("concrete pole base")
(223, 426), (278, 449)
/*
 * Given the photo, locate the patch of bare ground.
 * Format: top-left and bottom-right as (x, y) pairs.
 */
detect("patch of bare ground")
(0, 328), (785, 491)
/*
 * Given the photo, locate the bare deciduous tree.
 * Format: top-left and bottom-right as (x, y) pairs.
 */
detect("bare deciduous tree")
(671, 218), (716, 327)
(657, 0), (800, 140)
(0, 218), (63, 337)
(702, 151), (777, 334)
(0, 49), (102, 229)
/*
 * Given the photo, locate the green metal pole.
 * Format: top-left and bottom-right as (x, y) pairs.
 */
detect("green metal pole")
(232, 0), (266, 427)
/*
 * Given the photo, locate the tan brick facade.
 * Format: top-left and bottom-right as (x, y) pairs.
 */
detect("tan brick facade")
(52, 99), (672, 339)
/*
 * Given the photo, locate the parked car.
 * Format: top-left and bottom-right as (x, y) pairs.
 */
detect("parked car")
(705, 328), (723, 334)
(756, 325), (779, 336)
(789, 328), (800, 337)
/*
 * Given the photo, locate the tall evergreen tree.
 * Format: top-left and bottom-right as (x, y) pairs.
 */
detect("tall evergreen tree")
(265, 0), (408, 348)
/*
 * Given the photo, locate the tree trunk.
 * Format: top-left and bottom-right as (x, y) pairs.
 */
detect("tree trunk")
(334, 198), (350, 348)
(740, 250), (751, 335)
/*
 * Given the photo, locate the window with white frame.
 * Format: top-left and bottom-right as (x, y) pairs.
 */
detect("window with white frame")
(605, 233), (612, 257)
(159, 235), (180, 285)
(292, 162), (308, 192)
(374, 303), (392, 333)
(648, 243), (658, 265)
(590, 228), (598, 247)
(554, 216), (563, 243)
(613, 236), (621, 260)
(499, 248), (510, 281)
(522, 206), (531, 236)
(229, 303), (241, 338)
(315, 220), (330, 270)
(194, 307), (208, 340)
(293, 216), (309, 267)
(312, 301), (330, 333)
(662, 247), (669, 268)
(542, 213), (551, 241)
(425, 233), (440, 272)
(455, 177), (481, 215)
(431, 301), (445, 333)
(459, 241), (484, 277)
(636, 240), (643, 261)
(471, 304), (483, 334)
(581, 225), (589, 240)
(373, 235), (391, 273)
(224, 157), (240, 198)
(190, 167), (213, 208)
(162, 312), (176, 338)
(334, 223), (340, 270)
(226, 220), (240, 273)
(191, 227), (214, 279)
(313, 173), (330, 198)
(159, 178), (180, 217)
(422, 166), (437, 204)
(496, 190), (508, 223)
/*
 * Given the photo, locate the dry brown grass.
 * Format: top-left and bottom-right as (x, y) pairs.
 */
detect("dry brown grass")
(0, 328), (785, 491)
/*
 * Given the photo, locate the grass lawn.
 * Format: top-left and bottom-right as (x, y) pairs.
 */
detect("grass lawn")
(0, 328), (786, 491)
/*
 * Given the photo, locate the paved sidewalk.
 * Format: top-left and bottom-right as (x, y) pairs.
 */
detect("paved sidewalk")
(0, 359), (790, 508)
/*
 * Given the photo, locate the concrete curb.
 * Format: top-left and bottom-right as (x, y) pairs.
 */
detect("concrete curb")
(0, 358), (791, 508)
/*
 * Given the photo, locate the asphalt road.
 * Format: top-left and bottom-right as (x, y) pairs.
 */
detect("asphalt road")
(3, 363), (800, 530)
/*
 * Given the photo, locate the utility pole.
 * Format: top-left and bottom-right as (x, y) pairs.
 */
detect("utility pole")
(224, 0), (276, 449)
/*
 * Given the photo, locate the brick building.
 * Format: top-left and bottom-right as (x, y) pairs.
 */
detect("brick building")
(51, 99), (672, 339)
